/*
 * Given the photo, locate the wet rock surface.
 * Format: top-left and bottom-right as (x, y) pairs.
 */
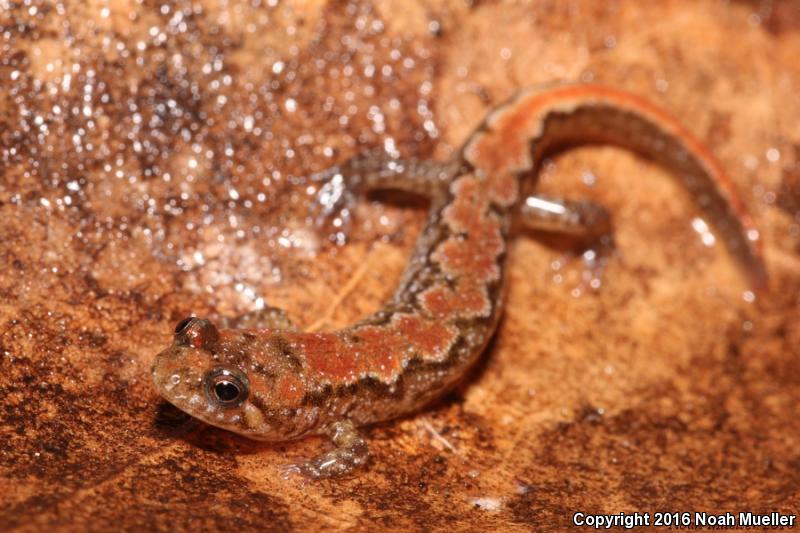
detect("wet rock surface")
(1, 1), (798, 530)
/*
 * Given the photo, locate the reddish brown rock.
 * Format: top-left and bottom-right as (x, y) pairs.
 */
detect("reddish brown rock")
(1, 1), (797, 530)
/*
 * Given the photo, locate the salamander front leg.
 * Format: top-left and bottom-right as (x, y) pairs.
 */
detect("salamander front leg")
(282, 420), (370, 479)
(310, 149), (458, 232)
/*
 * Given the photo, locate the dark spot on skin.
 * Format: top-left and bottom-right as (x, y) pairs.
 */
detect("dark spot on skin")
(353, 376), (403, 399)
(302, 384), (334, 407)
(251, 361), (277, 380)
(319, 375), (408, 418)
(247, 391), (270, 414)
(273, 335), (302, 370)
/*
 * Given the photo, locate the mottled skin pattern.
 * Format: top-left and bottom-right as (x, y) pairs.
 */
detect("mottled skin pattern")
(152, 83), (766, 478)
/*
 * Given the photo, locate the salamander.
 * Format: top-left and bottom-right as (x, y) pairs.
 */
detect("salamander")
(151, 83), (767, 478)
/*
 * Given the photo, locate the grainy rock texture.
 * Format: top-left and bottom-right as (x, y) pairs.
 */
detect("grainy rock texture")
(1, 0), (798, 531)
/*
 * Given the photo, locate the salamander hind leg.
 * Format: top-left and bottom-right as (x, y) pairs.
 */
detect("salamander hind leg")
(520, 193), (612, 239)
(521, 193), (616, 293)
(281, 420), (370, 480)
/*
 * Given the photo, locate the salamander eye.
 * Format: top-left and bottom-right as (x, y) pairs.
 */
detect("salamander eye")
(175, 317), (196, 334)
(174, 317), (219, 349)
(204, 368), (249, 407)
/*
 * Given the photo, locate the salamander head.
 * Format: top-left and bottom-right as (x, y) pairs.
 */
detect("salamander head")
(151, 317), (318, 441)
